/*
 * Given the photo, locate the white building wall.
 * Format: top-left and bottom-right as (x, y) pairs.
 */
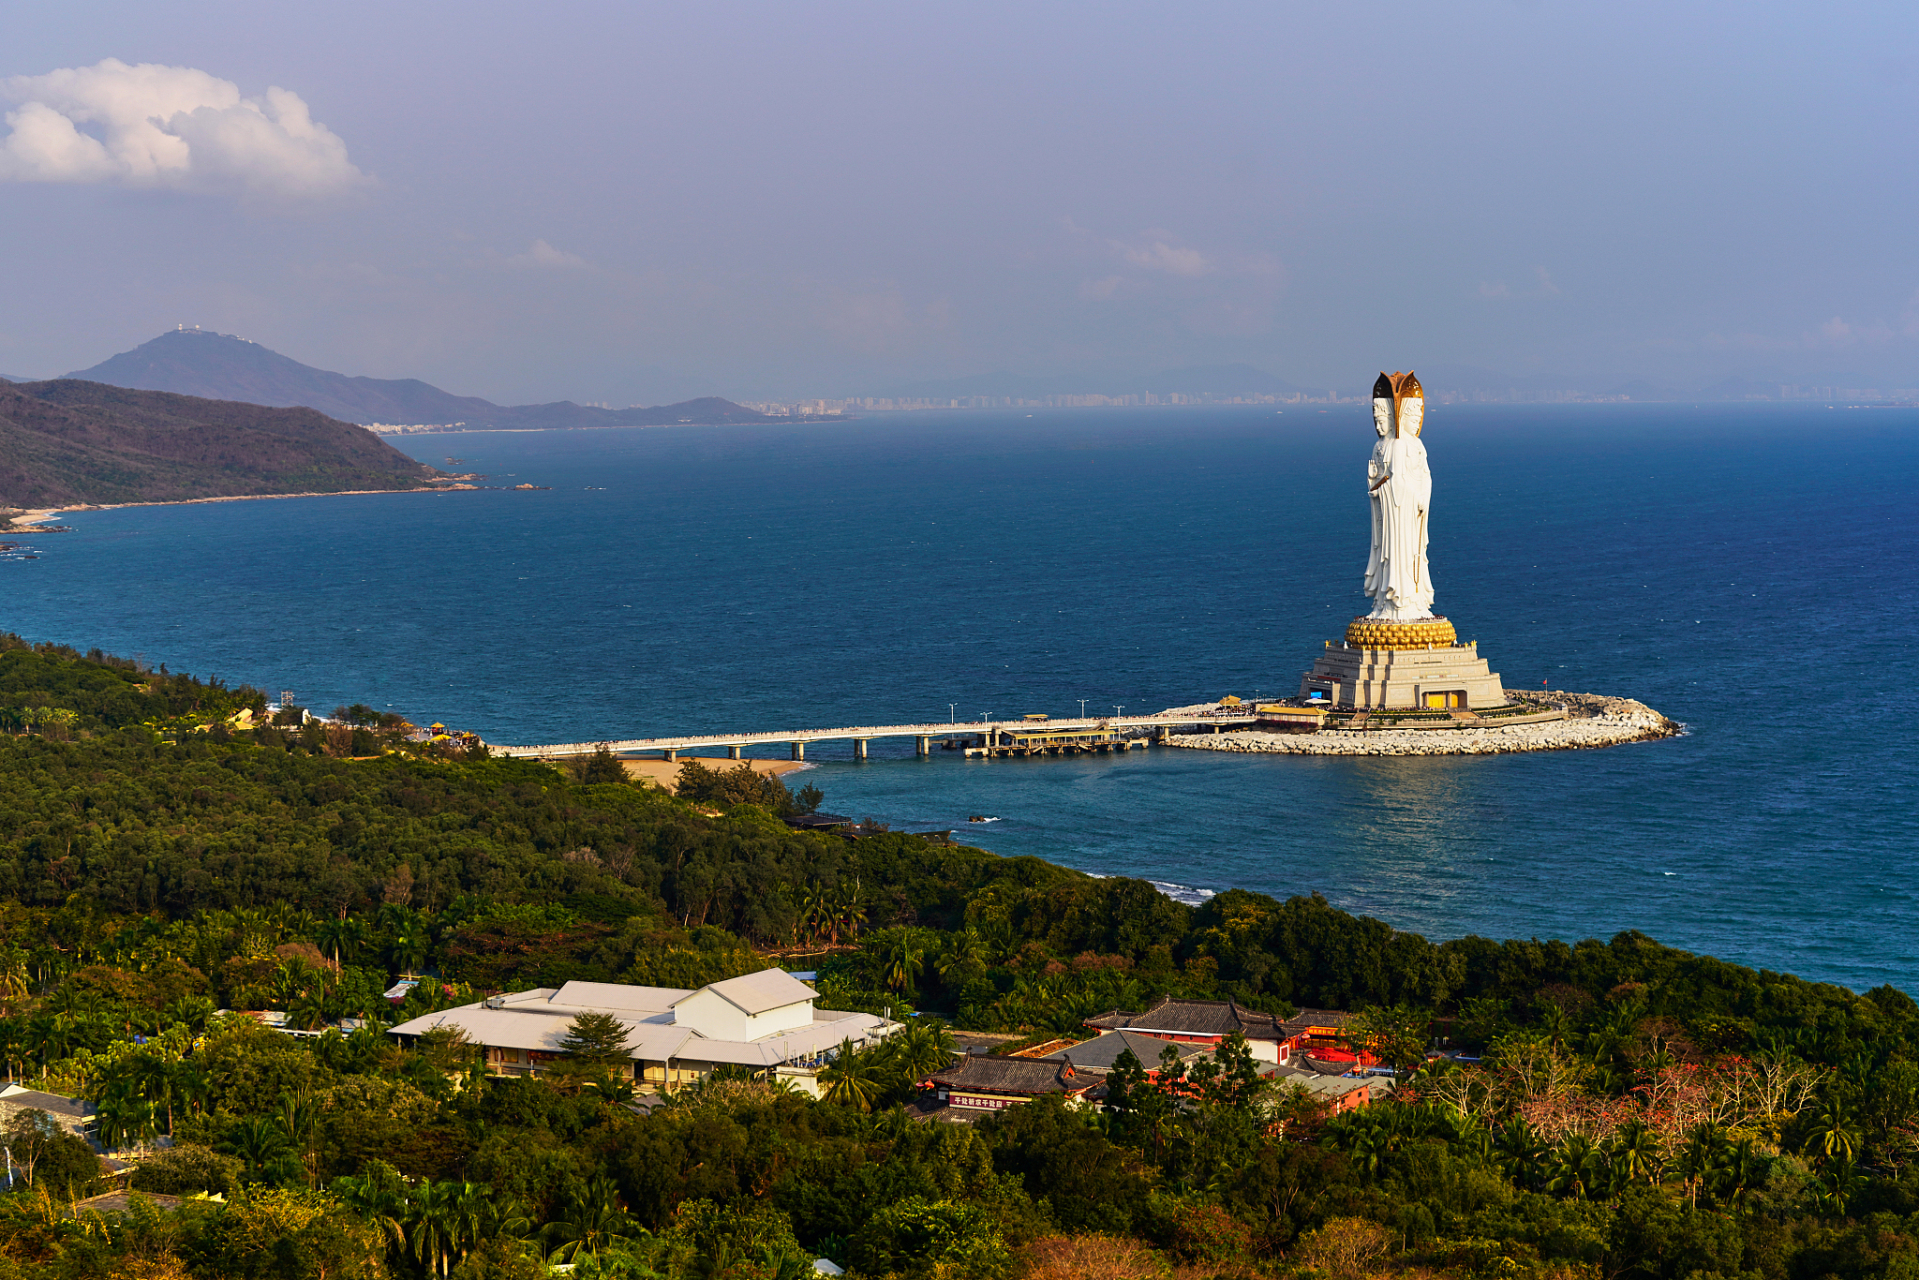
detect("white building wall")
(673, 990), (813, 1040)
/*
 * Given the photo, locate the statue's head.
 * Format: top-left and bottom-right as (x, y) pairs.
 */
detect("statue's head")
(1373, 373), (1394, 436)
(1395, 372), (1424, 437)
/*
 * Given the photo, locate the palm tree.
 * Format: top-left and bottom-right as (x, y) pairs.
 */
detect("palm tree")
(1814, 1154), (1861, 1218)
(791, 885), (821, 946)
(120, 1053), (185, 1137)
(93, 1085), (158, 1152)
(878, 931), (926, 995)
(820, 1039), (887, 1113)
(1494, 1117), (1545, 1189)
(24, 1013), (69, 1070)
(388, 922), (433, 975)
(0, 948), (33, 1009)
(1676, 1121), (1730, 1207)
(168, 1060), (211, 1129)
(825, 883), (866, 945)
(221, 1115), (295, 1185)
(1544, 1134), (1601, 1200)
(287, 990), (331, 1032)
(1720, 1137), (1764, 1201)
(937, 928), (988, 984)
(891, 1021), (958, 1079)
(227, 906), (277, 959)
(278, 1090), (322, 1185)
(545, 1176), (643, 1263)
(312, 915), (364, 968)
(1608, 1120), (1663, 1186)
(1340, 1121), (1386, 1180)
(407, 1179), (464, 1278)
(1808, 1098), (1859, 1166)
(333, 1161), (409, 1261)
(442, 1181), (491, 1272)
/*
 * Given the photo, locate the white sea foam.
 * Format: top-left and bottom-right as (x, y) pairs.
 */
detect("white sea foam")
(1152, 880), (1217, 907)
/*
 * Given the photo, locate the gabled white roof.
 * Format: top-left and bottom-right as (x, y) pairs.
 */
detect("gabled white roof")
(549, 981), (690, 1013)
(671, 968), (816, 1016)
(389, 999), (887, 1067)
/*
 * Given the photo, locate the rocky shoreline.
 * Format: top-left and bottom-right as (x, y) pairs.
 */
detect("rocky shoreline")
(1164, 690), (1681, 757)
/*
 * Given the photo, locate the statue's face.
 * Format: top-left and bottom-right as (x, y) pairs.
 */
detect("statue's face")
(1372, 398), (1392, 437)
(1398, 397), (1424, 438)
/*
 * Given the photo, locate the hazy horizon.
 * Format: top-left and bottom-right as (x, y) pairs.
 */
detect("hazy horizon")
(4, 3), (1917, 404)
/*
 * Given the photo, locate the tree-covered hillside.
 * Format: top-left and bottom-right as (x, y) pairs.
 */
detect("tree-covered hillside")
(0, 378), (441, 507)
(0, 637), (1914, 1280)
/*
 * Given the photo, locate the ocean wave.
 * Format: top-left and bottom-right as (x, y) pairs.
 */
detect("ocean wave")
(1151, 880), (1217, 907)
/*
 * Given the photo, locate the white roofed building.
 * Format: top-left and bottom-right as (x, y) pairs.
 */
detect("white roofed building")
(388, 968), (895, 1094)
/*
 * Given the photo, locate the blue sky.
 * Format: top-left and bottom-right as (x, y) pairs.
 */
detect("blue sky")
(2, 2), (1916, 402)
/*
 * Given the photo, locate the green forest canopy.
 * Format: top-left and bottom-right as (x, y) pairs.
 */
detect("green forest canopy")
(0, 634), (1914, 1280)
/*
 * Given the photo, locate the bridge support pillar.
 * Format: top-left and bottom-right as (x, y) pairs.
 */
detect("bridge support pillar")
(916, 736), (931, 757)
(1212, 724), (1221, 734)
(728, 744), (743, 760)
(854, 738), (869, 760)
(664, 747), (679, 761)
(790, 741), (806, 761)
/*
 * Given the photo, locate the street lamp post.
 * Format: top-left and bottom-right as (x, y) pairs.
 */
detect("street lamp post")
(1078, 699), (1088, 719)
(1113, 705), (1124, 719)
(949, 704), (957, 724)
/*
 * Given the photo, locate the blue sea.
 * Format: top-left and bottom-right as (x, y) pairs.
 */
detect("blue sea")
(4, 404), (1914, 992)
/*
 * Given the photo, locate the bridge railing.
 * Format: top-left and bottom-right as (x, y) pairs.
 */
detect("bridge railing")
(489, 714), (1259, 757)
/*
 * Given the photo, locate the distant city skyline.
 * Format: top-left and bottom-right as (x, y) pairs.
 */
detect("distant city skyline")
(3, 5), (1917, 404)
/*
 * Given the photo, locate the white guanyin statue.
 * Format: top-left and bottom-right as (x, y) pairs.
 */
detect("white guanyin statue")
(1363, 371), (1435, 621)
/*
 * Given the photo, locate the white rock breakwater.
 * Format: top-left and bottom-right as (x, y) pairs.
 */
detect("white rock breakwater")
(1164, 691), (1680, 758)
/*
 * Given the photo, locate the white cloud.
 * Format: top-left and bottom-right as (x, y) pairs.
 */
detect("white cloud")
(1476, 267), (1561, 302)
(1111, 234), (1212, 276)
(0, 58), (366, 199)
(507, 239), (589, 270)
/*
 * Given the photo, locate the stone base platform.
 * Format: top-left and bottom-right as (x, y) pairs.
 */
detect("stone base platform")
(1300, 627), (1504, 710)
(1167, 691), (1679, 757)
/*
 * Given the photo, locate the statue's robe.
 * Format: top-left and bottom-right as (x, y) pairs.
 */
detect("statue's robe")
(1368, 432), (1434, 620)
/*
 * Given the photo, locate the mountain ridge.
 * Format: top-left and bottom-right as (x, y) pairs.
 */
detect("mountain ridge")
(0, 378), (446, 508)
(69, 330), (770, 429)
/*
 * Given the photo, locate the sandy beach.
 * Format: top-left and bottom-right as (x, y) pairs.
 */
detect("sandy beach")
(620, 755), (810, 792)
(5, 485), (481, 531)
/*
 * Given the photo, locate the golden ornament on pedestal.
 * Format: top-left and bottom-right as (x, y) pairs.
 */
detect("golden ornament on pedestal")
(1342, 616), (1458, 650)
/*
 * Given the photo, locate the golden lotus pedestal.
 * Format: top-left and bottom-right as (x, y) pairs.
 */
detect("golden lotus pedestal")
(1298, 616), (1506, 710)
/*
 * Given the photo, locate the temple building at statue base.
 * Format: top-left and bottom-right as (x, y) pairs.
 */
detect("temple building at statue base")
(1299, 615), (1505, 711)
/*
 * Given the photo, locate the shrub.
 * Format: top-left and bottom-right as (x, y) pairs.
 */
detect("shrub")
(849, 1195), (1012, 1279)
(1291, 1216), (1394, 1277)
(1167, 1202), (1254, 1266)
(131, 1143), (245, 1196)
(1016, 1234), (1172, 1280)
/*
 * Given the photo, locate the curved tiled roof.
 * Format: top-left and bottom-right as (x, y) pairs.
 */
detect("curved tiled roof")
(929, 1055), (1093, 1096)
(1044, 1029), (1208, 1073)
(1082, 996), (1284, 1040)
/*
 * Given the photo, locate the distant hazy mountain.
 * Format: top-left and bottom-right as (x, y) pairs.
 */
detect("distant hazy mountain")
(0, 379), (442, 507)
(69, 330), (768, 428)
(883, 362), (1326, 400)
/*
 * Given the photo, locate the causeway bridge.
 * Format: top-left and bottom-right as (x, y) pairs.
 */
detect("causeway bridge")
(491, 714), (1259, 760)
